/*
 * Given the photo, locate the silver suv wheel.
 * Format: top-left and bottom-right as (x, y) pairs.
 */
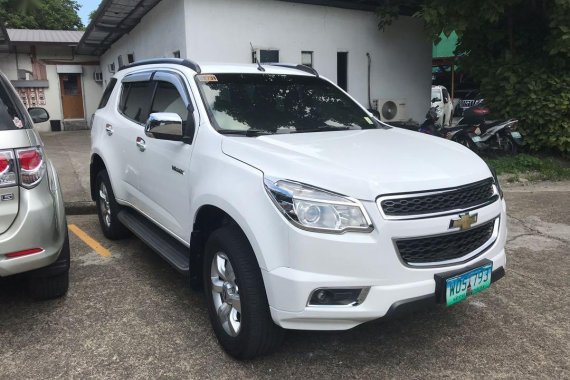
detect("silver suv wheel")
(210, 252), (241, 337)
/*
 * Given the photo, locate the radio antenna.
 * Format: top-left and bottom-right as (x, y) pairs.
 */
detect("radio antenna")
(250, 42), (265, 72)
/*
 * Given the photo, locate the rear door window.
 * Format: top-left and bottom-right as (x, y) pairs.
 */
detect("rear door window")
(98, 78), (117, 109)
(0, 78), (29, 130)
(119, 81), (155, 124)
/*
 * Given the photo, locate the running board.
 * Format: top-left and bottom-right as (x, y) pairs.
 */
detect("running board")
(118, 209), (190, 274)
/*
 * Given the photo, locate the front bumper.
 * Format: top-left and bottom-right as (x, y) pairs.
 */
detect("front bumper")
(0, 162), (67, 277)
(262, 198), (507, 330)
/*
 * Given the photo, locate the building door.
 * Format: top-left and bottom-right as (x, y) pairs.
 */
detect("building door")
(59, 74), (84, 119)
(337, 52), (348, 91)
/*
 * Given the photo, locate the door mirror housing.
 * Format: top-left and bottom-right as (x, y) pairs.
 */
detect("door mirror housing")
(145, 113), (183, 141)
(28, 107), (50, 123)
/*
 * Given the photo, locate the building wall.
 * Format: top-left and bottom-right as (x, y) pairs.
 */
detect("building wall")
(0, 45), (102, 132)
(185, 0), (431, 122)
(100, 0), (431, 122)
(100, 0), (187, 85)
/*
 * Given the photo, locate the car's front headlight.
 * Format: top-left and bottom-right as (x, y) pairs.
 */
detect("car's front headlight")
(264, 177), (373, 233)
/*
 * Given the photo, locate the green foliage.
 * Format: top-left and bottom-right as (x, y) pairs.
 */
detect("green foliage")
(0, 0), (83, 30)
(486, 154), (570, 181)
(377, 0), (570, 154)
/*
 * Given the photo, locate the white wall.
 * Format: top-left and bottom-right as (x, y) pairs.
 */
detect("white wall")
(184, 0), (432, 122)
(100, 0), (187, 85)
(100, 0), (431, 122)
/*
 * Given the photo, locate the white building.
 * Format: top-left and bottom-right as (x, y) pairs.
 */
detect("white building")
(78, 0), (430, 124)
(0, 27), (103, 132)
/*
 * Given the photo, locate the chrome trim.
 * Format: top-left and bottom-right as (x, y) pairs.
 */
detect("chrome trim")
(306, 286), (371, 307)
(264, 177), (374, 234)
(376, 178), (498, 220)
(393, 217), (500, 268)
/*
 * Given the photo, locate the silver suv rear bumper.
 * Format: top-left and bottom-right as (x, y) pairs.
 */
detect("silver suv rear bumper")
(0, 162), (67, 277)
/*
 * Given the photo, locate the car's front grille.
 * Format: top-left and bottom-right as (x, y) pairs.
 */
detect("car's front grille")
(395, 219), (496, 266)
(379, 179), (496, 218)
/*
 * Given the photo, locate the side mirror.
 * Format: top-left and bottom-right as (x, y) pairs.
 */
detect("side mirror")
(28, 107), (49, 123)
(145, 112), (183, 141)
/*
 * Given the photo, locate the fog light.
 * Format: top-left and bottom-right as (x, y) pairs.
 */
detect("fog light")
(308, 287), (370, 306)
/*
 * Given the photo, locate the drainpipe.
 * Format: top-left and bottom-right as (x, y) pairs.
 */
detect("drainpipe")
(366, 52), (372, 109)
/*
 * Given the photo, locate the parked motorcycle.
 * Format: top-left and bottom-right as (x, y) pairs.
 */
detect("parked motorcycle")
(419, 104), (523, 156)
(453, 104), (524, 155)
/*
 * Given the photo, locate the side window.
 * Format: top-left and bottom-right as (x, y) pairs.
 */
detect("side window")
(98, 78), (117, 109)
(119, 81), (154, 124)
(150, 81), (189, 122)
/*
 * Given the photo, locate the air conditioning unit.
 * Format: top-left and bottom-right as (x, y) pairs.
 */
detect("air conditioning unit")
(251, 48), (280, 64)
(93, 70), (103, 82)
(376, 98), (408, 122)
(107, 63), (116, 74)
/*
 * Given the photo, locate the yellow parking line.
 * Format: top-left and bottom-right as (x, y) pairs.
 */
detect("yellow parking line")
(68, 224), (112, 258)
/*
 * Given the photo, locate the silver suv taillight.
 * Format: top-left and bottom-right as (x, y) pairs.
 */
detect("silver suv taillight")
(0, 149), (17, 188)
(16, 147), (46, 189)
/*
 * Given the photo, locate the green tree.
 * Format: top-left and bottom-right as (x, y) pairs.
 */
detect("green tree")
(0, 0), (83, 30)
(379, 0), (570, 154)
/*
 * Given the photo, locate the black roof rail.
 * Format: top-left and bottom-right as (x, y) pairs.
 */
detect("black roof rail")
(266, 63), (319, 78)
(119, 58), (201, 74)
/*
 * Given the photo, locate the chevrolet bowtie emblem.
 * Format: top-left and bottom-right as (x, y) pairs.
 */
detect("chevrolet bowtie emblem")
(449, 213), (478, 230)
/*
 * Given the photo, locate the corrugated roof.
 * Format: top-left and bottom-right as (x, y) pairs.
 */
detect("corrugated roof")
(7, 29), (84, 44)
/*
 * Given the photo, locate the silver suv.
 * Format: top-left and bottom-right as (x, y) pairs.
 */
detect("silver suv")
(0, 71), (69, 299)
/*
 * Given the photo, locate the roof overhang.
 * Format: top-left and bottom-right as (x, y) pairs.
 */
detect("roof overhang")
(76, 0), (163, 56)
(278, 0), (419, 14)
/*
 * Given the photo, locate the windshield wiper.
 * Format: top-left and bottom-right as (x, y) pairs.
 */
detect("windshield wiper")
(218, 129), (274, 137)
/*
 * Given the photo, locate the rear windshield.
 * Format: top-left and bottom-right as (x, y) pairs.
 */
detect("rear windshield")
(195, 74), (379, 135)
(0, 77), (29, 131)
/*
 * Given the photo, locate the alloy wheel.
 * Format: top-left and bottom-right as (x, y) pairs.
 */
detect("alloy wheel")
(99, 183), (112, 228)
(210, 252), (241, 337)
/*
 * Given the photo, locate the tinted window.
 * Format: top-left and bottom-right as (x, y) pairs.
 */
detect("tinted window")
(442, 88), (450, 103)
(0, 78), (29, 130)
(196, 74), (378, 134)
(98, 78), (117, 109)
(120, 81), (154, 124)
(150, 81), (189, 122)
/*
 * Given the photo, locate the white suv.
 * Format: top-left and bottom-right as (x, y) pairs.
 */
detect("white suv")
(91, 59), (507, 359)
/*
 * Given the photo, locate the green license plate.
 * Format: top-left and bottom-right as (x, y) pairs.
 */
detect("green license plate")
(445, 263), (493, 306)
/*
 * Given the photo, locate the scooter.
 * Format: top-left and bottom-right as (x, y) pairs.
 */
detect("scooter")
(453, 105), (524, 155)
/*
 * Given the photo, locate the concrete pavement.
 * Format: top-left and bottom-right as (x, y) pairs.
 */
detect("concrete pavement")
(40, 131), (95, 215)
(0, 184), (568, 378)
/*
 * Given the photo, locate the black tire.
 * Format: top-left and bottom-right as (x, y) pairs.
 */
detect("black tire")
(454, 134), (477, 152)
(442, 114), (447, 128)
(29, 233), (70, 300)
(95, 170), (130, 240)
(203, 225), (284, 359)
(502, 135), (518, 155)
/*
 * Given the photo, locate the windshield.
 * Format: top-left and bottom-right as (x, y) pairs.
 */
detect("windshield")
(0, 76), (29, 131)
(195, 74), (379, 135)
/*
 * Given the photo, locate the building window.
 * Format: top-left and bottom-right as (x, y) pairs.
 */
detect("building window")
(173, 50), (181, 58)
(301, 51), (313, 68)
(117, 55), (124, 69)
(127, 53), (135, 64)
(259, 50), (279, 63)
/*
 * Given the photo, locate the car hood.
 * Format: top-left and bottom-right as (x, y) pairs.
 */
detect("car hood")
(221, 128), (492, 201)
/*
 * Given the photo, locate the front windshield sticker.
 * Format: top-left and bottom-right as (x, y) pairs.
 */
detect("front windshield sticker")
(13, 116), (23, 129)
(364, 117), (374, 125)
(197, 74), (218, 83)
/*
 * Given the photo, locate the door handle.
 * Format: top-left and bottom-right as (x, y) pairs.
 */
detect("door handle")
(105, 124), (113, 136)
(136, 137), (146, 152)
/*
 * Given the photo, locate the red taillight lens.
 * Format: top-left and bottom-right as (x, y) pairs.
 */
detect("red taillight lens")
(5, 248), (43, 259)
(0, 153), (9, 174)
(16, 147), (45, 188)
(0, 150), (17, 187)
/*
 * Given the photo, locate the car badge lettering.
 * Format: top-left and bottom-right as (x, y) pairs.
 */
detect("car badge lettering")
(1, 193), (15, 202)
(449, 213), (478, 230)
